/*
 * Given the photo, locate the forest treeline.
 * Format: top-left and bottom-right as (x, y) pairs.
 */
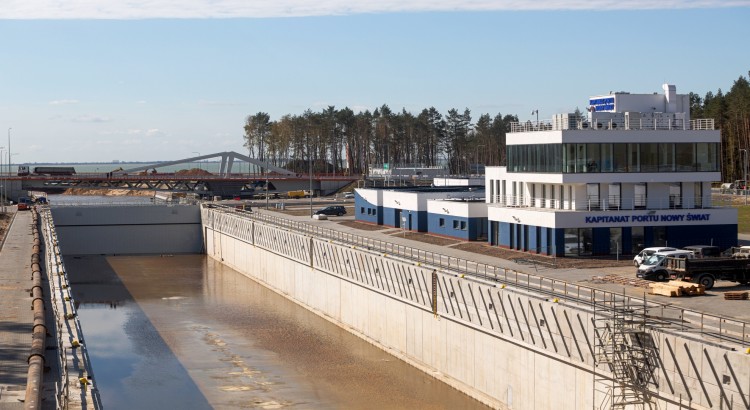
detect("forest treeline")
(244, 71), (750, 179)
(690, 71), (750, 182)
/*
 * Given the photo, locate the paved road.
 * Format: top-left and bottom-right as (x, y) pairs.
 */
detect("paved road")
(0, 209), (33, 409)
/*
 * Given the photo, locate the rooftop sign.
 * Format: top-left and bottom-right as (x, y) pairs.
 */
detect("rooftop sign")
(589, 96), (614, 112)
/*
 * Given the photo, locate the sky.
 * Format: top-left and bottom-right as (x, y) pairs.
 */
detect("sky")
(1, 1), (749, 164)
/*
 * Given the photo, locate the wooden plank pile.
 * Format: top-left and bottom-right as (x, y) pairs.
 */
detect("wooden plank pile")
(648, 280), (706, 297)
(724, 291), (749, 300)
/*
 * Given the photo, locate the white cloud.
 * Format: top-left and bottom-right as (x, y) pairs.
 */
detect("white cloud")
(49, 99), (80, 105)
(145, 128), (165, 137)
(72, 115), (112, 123)
(1, 0), (746, 19)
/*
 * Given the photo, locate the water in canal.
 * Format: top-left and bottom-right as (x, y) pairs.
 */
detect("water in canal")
(65, 254), (488, 409)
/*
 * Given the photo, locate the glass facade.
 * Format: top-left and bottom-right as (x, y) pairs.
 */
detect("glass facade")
(507, 143), (719, 173)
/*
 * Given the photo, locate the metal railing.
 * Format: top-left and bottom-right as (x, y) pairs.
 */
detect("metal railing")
(490, 195), (712, 211)
(207, 203), (749, 345)
(510, 118), (715, 133)
(40, 208), (103, 409)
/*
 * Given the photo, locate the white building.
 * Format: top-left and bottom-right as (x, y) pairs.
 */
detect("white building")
(486, 84), (736, 256)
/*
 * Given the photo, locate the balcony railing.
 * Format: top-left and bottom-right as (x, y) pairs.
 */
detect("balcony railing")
(510, 118), (715, 133)
(490, 195), (709, 211)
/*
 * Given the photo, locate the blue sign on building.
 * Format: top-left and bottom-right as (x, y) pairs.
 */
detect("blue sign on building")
(589, 97), (615, 111)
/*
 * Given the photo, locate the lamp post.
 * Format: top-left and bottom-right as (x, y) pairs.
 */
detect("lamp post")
(531, 110), (539, 128)
(7, 128), (11, 176)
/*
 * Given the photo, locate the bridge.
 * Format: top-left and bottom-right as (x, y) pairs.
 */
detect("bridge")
(13, 151), (358, 198)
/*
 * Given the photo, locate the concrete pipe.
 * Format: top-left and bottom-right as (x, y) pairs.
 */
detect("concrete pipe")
(26, 209), (46, 410)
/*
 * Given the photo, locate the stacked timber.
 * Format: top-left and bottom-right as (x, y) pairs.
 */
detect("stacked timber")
(649, 280), (706, 297)
(724, 291), (749, 300)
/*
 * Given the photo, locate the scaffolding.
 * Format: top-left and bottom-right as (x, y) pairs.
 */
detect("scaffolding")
(593, 292), (659, 410)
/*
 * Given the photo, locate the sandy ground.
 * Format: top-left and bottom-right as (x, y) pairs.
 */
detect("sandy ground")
(0, 212), (12, 244)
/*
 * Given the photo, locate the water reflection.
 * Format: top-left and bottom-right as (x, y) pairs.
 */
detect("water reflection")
(67, 254), (488, 409)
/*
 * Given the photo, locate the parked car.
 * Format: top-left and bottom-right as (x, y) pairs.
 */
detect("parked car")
(732, 245), (750, 259)
(633, 247), (676, 267)
(315, 206), (347, 216)
(342, 192), (355, 199)
(17, 196), (32, 211)
(681, 245), (720, 258)
(636, 250), (694, 281)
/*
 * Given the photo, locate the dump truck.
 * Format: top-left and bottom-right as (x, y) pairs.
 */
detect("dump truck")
(666, 256), (750, 290)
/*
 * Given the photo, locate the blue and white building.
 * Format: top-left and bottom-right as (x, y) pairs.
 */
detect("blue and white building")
(427, 198), (488, 241)
(486, 84), (736, 256)
(354, 185), (487, 240)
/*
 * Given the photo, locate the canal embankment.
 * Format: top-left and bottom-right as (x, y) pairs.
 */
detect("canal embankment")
(203, 204), (750, 410)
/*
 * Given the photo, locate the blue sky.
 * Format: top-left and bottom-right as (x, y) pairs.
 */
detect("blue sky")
(1, 1), (749, 163)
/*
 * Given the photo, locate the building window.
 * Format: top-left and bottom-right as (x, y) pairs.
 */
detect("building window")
(608, 183), (621, 209)
(508, 142), (718, 173)
(669, 183), (682, 209)
(361, 207), (365, 214)
(631, 226), (645, 254)
(372, 209), (377, 216)
(439, 218), (445, 227)
(453, 220), (459, 229)
(609, 228), (622, 255)
(587, 183), (600, 210)
(460, 221), (467, 230)
(653, 227), (667, 247)
(367, 208), (371, 215)
(635, 183), (647, 209)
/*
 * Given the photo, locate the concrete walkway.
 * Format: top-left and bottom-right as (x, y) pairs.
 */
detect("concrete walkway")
(0, 209), (34, 409)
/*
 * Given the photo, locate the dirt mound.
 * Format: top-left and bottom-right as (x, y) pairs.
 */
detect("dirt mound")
(175, 168), (212, 176)
(62, 188), (154, 197)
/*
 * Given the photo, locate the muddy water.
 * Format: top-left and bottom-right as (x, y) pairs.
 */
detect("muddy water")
(66, 254), (488, 410)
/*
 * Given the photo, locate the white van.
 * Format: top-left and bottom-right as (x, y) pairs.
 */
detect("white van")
(633, 247), (676, 267)
(636, 250), (694, 281)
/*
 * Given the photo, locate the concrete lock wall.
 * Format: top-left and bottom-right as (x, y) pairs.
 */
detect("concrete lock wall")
(202, 207), (750, 410)
(51, 204), (203, 255)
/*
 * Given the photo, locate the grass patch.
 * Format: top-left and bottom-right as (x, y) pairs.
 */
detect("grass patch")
(735, 205), (750, 234)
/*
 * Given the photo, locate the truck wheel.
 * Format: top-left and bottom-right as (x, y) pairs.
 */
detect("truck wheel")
(633, 260), (640, 267)
(656, 271), (667, 282)
(698, 275), (715, 290)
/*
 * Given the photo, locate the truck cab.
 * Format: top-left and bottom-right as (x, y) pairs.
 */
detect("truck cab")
(637, 250), (694, 281)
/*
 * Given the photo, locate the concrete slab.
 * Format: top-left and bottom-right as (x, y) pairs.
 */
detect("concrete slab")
(0, 209), (34, 407)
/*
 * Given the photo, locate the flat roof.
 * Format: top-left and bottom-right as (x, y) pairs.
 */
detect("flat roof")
(361, 185), (484, 194)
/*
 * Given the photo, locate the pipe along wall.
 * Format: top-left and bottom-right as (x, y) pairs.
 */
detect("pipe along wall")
(26, 209), (45, 410)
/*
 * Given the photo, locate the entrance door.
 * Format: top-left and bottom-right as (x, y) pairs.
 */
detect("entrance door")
(394, 209), (402, 228)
